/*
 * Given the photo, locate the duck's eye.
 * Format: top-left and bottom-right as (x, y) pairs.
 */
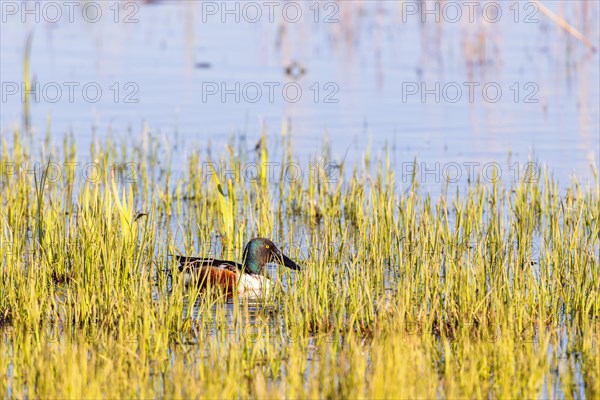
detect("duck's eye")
(265, 245), (270, 249)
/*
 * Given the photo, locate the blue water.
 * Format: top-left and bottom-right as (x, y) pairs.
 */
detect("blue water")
(1, 1), (599, 191)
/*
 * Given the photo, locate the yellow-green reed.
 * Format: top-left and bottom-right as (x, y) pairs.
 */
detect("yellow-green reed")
(0, 128), (598, 398)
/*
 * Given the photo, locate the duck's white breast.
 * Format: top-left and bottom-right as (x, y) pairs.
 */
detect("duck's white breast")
(238, 274), (271, 298)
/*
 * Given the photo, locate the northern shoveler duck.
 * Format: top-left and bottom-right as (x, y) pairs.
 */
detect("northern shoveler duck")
(176, 238), (301, 298)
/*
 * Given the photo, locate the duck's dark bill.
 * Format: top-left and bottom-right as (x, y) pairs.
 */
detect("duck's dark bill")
(281, 253), (301, 270)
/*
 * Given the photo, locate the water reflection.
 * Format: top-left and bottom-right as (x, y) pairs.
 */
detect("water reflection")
(1, 1), (597, 191)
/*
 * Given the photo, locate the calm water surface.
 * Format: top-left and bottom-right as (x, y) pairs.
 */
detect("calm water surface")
(1, 1), (598, 191)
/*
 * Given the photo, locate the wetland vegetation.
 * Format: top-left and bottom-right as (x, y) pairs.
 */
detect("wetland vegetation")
(0, 130), (598, 398)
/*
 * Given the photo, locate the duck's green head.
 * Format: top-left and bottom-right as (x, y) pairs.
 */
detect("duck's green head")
(242, 238), (301, 275)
